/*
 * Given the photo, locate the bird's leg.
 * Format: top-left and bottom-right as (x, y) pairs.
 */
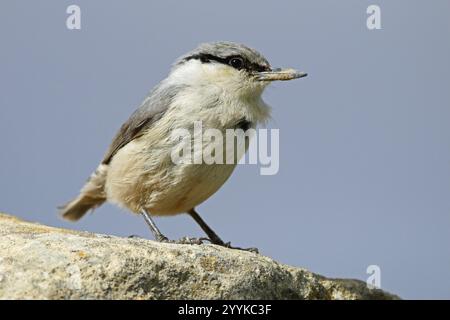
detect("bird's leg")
(140, 210), (206, 245)
(188, 208), (225, 245)
(188, 208), (259, 253)
(141, 210), (169, 242)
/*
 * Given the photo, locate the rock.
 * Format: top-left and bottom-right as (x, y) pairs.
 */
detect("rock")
(0, 213), (398, 299)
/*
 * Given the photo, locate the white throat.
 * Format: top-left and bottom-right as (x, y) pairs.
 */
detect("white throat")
(166, 59), (271, 127)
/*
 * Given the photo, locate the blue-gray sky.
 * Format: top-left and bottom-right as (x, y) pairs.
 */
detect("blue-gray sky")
(1, 0), (449, 299)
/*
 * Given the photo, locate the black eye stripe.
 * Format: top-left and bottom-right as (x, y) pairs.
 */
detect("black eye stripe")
(185, 54), (269, 72)
(186, 53), (227, 65)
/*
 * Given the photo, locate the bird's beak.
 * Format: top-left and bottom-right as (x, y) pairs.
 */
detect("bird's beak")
(255, 68), (308, 81)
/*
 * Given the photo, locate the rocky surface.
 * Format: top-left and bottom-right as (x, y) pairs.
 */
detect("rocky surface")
(0, 213), (398, 299)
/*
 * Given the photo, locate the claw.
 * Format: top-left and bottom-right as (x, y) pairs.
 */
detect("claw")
(213, 241), (259, 254)
(157, 235), (170, 242)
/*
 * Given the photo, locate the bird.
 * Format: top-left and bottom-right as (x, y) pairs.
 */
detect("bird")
(59, 41), (307, 251)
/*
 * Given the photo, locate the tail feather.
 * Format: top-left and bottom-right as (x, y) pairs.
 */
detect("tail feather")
(59, 164), (108, 221)
(59, 195), (105, 221)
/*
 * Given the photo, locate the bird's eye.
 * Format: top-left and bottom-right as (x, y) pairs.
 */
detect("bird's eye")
(229, 57), (244, 70)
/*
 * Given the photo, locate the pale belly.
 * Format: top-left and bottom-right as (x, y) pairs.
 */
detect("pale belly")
(105, 138), (237, 215)
(147, 162), (237, 215)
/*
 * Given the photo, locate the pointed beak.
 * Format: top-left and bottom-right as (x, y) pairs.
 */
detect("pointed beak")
(256, 68), (308, 81)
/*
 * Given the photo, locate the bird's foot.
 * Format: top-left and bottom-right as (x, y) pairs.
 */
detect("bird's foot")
(222, 242), (259, 254)
(158, 236), (209, 245)
(176, 236), (209, 245)
(155, 234), (258, 253)
(207, 239), (259, 254)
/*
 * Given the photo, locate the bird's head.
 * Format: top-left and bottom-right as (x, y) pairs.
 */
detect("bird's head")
(169, 42), (307, 98)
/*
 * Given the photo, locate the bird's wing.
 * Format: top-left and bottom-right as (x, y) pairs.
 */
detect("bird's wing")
(102, 83), (184, 165)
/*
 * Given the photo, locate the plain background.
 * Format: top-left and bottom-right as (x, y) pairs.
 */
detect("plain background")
(1, 1), (449, 299)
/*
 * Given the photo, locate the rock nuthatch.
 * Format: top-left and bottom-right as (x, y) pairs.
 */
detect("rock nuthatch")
(60, 42), (307, 251)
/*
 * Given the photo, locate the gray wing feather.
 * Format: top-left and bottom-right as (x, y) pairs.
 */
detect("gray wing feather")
(102, 82), (184, 164)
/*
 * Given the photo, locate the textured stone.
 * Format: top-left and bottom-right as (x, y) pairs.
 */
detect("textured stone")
(0, 213), (398, 300)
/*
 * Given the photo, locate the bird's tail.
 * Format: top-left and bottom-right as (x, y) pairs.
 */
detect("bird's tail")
(59, 164), (108, 221)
